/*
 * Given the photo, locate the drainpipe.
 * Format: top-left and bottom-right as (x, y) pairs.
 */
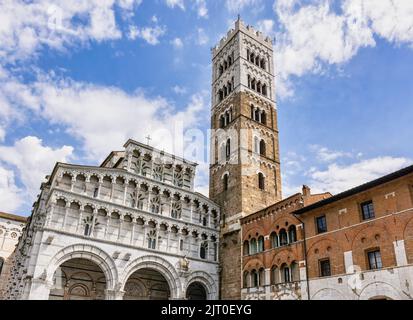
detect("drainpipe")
(293, 214), (310, 301)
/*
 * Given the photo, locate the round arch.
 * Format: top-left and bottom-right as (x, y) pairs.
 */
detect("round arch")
(186, 271), (217, 300)
(120, 255), (182, 299)
(46, 244), (118, 291)
(311, 288), (346, 300)
(359, 282), (403, 300)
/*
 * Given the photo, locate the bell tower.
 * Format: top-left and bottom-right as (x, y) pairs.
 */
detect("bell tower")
(209, 18), (282, 299)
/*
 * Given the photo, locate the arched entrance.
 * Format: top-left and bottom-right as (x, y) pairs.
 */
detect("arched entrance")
(186, 282), (207, 300)
(123, 268), (170, 300)
(49, 258), (107, 300)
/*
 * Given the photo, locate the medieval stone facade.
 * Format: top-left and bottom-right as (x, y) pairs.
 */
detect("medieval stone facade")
(0, 212), (26, 298)
(210, 18), (282, 300)
(241, 166), (413, 300)
(3, 140), (220, 300)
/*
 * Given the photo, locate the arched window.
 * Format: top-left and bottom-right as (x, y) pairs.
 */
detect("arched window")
(262, 84), (267, 96)
(250, 238), (257, 254)
(251, 79), (256, 91)
(200, 242), (208, 259)
(258, 236), (264, 252)
(251, 270), (258, 287)
(147, 230), (157, 250)
(259, 140), (266, 156)
(258, 173), (265, 190)
(260, 58), (266, 70)
(226, 139), (231, 161)
(259, 268), (265, 287)
(243, 240), (250, 256)
(254, 108), (260, 122)
(288, 225), (297, 243)
(281, 264), (291, 283)
(250, 105), (255, 119)
(223, 173), (229, 191)
(270, 232), (279, 248)
(271, 266), (280, 284)
(279, 229), (288, 246)
(0, 257), (4, 276)
(150, 197), (160, 214)
(243, 271), (249, 288)
(291, 261), (299, 282)
(261, 111), (267, 125)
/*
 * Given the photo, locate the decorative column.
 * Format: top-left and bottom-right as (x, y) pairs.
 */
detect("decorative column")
(110, 180), (115, 201)
(166, 229), (170, 252)
(147, 191), (152, 212)
(90, 209), (98, 237)
(130, 220), (135, 245)
(104, 215), (110, 238)
(117, 215), (124, 242)
(189, 200), (193, 223)
(76, 208), (84, 234)
(123, 182), (128, 206)
(70, 176), (75, 192)
(46, 205), (55, 227)
(62, 205), (69, 230)
(97, 181), (102, 199)
(142, 224), (147, 247)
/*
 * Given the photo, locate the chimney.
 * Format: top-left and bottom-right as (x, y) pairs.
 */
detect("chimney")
(302, 185), (311, 197)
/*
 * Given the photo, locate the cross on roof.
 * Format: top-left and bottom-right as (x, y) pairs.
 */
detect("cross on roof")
(145, 135), (152, 145)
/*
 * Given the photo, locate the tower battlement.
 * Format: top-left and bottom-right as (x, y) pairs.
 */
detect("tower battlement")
(211, 18), (273, 57)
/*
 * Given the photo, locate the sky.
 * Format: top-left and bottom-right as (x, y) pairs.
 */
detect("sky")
(0, 0), (413, 216)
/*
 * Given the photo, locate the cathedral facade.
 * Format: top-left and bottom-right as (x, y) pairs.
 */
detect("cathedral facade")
(3, 140), (220, 300)
(1, 19), (413, 301)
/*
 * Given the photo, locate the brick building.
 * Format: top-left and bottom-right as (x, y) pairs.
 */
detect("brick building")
(209, 17), (282, 300)
(241, 165), (413, 300)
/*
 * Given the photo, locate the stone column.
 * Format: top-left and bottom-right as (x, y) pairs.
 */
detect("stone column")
(104, 215), (110, 238)
(105, 289), (125, 300)
(76, 209), (84, 234)
(110, 180), (115, 201)
(123, 183), (128, 206)
(130, 221), (135, 245)
(97, 181), (102, 198)
(62, 205), (68, 230)
(90, 209), (98, 237)
(70, 176), (75, 192)
(27, 279), (54, 300)
(46, 205), (55, 227)
(117, 215), (124, 241)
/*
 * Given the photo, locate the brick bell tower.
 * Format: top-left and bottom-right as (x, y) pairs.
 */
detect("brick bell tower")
(209, 18), (282, 299)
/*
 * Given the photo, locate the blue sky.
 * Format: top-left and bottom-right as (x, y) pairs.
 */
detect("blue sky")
(0, 0), (413, 216)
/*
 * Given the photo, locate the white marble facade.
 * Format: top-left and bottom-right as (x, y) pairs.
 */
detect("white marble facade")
(4, 139), (220, 300)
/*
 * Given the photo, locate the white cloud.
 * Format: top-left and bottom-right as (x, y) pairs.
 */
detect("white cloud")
(0, 166), (23, 213)
(273, 0), (413, 99)
(256, 19), (275, 35)
(0, 0), (145, 62)
(172, 85), (187, 95)
(166, 0), (185, 11)
(308, 156), (412, 195)
(0, 71), (208, 161)
(197, 28), (209, 45)
(194, 0), (208, 18)
(226, 0), (261, 13)
(171, 37), (184, 49)
(128, 25), (167, 45)
(310, 144), (352, 162)
(0, 136), (74, 202)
